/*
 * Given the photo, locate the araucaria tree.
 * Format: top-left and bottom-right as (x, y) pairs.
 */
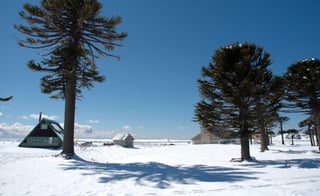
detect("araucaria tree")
(278, 116), (289, 145)
(284, 58), (320, 151)
(299, 117), (316, 146)
(194, 42), (274, 161)
(15, 0), (127, 157)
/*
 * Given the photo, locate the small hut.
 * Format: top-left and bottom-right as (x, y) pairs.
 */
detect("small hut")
(19, 118), (64, 148)
(191, 128), (221, 144)
(112, 133), (134, 148)
(191, 127), (238, 144)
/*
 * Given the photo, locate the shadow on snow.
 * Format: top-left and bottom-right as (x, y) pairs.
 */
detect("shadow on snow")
(59, 156), (258, 189)
(264, 158), (320, 169)
(238, 158), (320, 169)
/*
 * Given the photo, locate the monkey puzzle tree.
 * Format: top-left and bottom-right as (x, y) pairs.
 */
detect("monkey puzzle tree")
(194, 42), (273, 161)
(15, 0), (127, 157)
(278, 116), (289, 145)
(299, 117), (315, 146)
(284, 58), (320, 151)
(287, 129), (299, 145)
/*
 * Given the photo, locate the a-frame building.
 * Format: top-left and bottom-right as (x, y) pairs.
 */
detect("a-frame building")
(19, 118), (64, 148)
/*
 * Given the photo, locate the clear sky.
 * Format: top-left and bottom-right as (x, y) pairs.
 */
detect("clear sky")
(1, 0), (320, 139)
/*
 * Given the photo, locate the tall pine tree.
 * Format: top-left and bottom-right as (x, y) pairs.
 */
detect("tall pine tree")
(299, 117), (315, 146)
(194, 42), (274, 161)
(284, 58), (320, 151)
(15, 0), (127, 157)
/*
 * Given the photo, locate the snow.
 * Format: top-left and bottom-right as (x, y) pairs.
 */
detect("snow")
(225, 43), (243, 49)
(112, 133), (132, 140)
(0, 137), (319, 196)
(302, 58), (316, 63)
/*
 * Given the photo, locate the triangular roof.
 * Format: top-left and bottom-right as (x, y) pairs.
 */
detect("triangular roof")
(42, 118), (64, 140)
(191, 133), (201, 141)
(19, 118), (64, 148)
(112, 133), (134, 141)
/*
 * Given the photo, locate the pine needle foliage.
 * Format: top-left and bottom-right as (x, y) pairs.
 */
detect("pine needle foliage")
(194, 42), (278, 161)
(15, 0), (127, 156)
(284, 58), (320, 151)
(15, 0), (127, 99)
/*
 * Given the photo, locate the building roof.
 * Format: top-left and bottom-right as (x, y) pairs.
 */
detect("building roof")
(112, 133), (134, 141)
(191, 133), (201, 141)
(42, 118), (64, 140)
(19, 118), (64, 148)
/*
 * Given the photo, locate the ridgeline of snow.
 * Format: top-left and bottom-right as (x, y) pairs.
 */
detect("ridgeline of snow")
(0, 136), (319, 196)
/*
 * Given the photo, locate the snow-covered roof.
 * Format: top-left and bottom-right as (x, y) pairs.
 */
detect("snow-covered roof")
(112, 133), (134, 141)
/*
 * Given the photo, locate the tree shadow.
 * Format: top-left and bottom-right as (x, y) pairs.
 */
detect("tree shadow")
(272, 149), (319, 155)
(59, 156), (258, 189)
(239, 158), (320, 169)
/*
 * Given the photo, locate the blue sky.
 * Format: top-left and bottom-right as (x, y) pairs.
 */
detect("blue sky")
(1, 0), (320, 139)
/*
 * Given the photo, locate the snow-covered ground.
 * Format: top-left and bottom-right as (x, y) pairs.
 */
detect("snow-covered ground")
(0, 137), (319, 196)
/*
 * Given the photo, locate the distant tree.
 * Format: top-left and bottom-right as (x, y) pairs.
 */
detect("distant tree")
(287, 129), (299, 145)
(299, 117), (315, 146)
(0, 96), (13, 102)
(194, 42), (273, 161)
(284, 58), (320, 151)
(15, 0), (127, 158)
(268, 130), (275, 144)
(278, 116), (289, 145)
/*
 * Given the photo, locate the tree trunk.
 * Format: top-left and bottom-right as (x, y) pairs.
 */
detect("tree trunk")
(62, 68), (77, 157)
(314, 127), (319, 146)
(308, 124), (314, 146)
(266, 126), (270, 146)
(280, 120), (285, 145)
(62, 13), (81, 158)
(240, 135), (251, 161)
(311, 129), (316, 146)
(260, 127), (268, 152)
(256, 100), (268, 152)
(239, 107), (251, 161)
(313, 113), (320, 151)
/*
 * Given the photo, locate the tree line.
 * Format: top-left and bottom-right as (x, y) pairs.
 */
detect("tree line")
(194, 42), (320, 161)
